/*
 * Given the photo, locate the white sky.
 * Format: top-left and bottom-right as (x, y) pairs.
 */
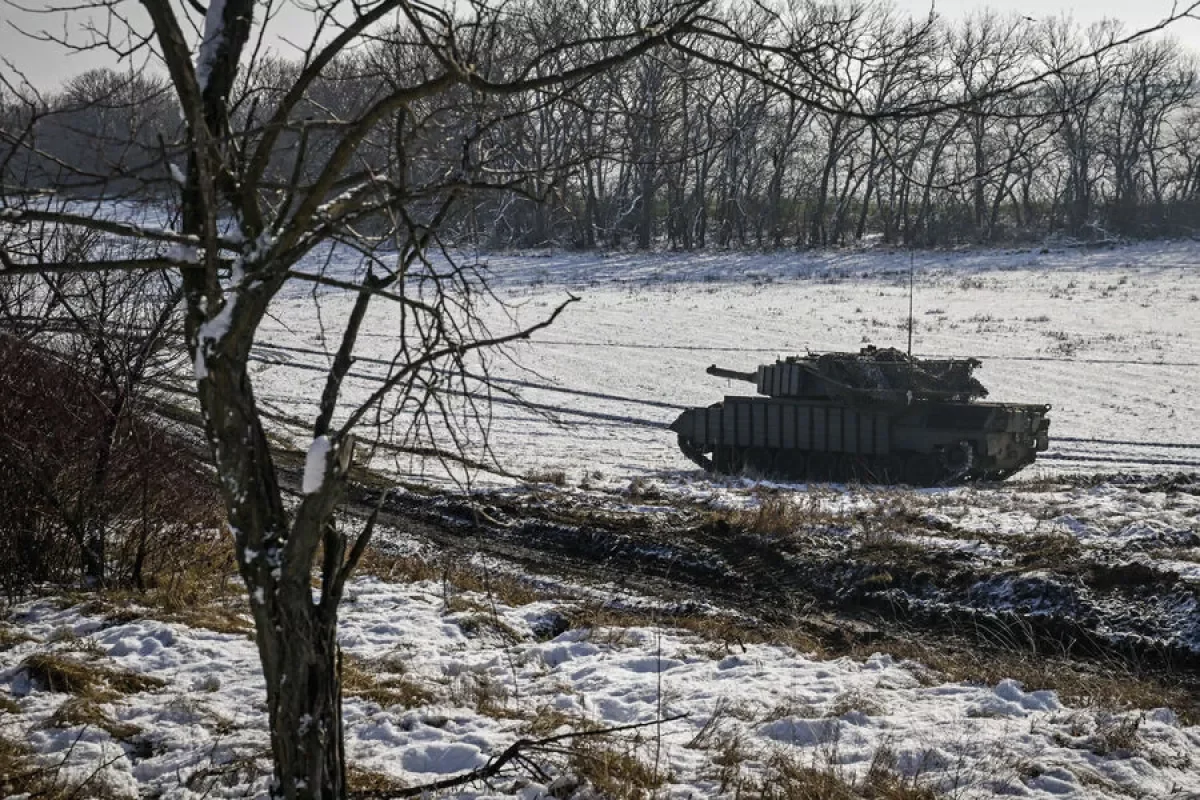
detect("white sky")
(0, 0), (1195, 91)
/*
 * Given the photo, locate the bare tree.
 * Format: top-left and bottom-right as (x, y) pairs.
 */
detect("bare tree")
(1, 0), (715, 796)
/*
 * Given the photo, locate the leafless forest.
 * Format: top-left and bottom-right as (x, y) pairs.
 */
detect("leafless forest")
(5, 3), (1200, 251)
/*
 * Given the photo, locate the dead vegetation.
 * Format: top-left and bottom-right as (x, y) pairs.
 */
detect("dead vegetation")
(51, 530), (251, 637)
(0, 624), (32, 651)
(1012, 532), (1083, 569)
(844, 636), (1200, 726)
(706, 735), (937, 799)
(18, 652), (165, 701)
(567, 735), (665, 800)
(0, 694), (20, 715)
(715, 492), (831, 538)
(524, 469), (568, 487)
(341, 653), (435, 711)
(357, 549), (542, 609)
(346, 765), (409, 794)
(0, 730), (131, 800)
(0, 336), (223, 600)
(0, 736), (59, 799)
(47, 696), (140, 740)
(534, 595), (1200, 728)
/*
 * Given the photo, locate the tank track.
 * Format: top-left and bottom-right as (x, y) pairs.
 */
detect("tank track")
(677, 435), (1016, 487)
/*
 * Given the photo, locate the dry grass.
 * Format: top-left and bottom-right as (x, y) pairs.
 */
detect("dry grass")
(0, 624), (33, 651)
(521, 705), (586, 738)
(0, 736), (57, 799)
(848, 637), (1200, 726)
(721, 494), (819, 537)
(100, 598), (253, 637)
(626, 477), (664, 502)
(706, 739), (938, 800)
(1011, 532), (1082, 568)
(827, 689), (884, 718)
(341, 654), (435, 711)
(759, 755), (858, 800)
(568, 735), (665, 800)
(0, 693), (21, 715)
(0, 732), (127, 800)
(710, 490), (929, 563)
(447, 672), (515, 718)
(1084, 713), (1142, 756)
(551, 598), (1200, 729)
(47, 697), (140, 740)
(545, 601), (825, 658)
(357, 549), (542, 608)
(54, 529), (251, 637)
(555, 582), (1200, 730)
(524, 469), (568, 487)
(452, 612), (525, 643)
(19, 652), (165, 702)
(347, 765), (409, 793)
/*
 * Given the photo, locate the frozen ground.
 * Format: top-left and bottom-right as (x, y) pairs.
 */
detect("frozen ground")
(255, 239), (1200, 486)
(3, 574), (1199, 799)
(3, 241), (1198, 799)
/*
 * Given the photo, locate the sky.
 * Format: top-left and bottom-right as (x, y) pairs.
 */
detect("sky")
(0, 0), (1195, 91)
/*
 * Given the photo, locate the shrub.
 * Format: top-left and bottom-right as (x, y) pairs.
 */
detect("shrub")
(0, 336), (221, 600)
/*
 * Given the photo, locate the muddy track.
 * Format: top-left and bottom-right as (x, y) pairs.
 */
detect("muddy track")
(340, 481), (1200, 688)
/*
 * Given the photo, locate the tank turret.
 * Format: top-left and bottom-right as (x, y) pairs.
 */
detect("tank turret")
(672, 346), (1049, 486)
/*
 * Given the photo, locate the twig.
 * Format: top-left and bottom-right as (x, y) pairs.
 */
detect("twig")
(349, 715), (689, 799)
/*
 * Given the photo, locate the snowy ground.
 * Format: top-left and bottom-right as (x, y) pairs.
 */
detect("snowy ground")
(3, 241), (1199, 798)
(255, 239), (1200, 486)
(3, 573), (1199, 799)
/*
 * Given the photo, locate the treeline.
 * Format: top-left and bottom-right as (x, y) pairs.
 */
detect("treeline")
(5, 1), (1200, 249)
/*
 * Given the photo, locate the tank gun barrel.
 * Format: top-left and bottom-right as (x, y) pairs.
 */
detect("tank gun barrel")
(706, 364), (758, 383)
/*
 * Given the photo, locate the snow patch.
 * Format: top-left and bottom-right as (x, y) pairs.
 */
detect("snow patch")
(193, 293), (237, 380)
(194, 0), (228, 92)
(302, 435), (332, 494)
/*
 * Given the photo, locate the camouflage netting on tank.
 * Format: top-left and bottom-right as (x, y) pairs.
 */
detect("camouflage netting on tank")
(805, 346), (989, 402)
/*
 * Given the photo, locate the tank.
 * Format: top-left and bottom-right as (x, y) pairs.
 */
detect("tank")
(670, 346), (1050, 486)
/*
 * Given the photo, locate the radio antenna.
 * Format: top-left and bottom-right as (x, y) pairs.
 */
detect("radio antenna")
(907, 248), (915, 359)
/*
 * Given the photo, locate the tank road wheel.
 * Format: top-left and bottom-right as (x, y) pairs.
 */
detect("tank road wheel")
(808, 453), (832, 484)
(676, 434), (714, 472)
(715, 446), (746, 475)
(939, 440), (976, 485)
(834, 455), (855, 485)
(775, 451), (807, 482)
(904, 454), (941, 487)
(743, 447), (776, 478)
(845, 456), (878, 486)
(881, 455), (907, 485)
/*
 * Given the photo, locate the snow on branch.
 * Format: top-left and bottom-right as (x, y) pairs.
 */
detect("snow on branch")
(195, 0), (228, 92)
(302, 435), (332, 494)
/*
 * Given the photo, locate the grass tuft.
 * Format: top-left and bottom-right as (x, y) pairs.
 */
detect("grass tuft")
(0, 693), (20, 715)
(341, 654), (435, 710)
(47, 697), (141, 740)
(525, 469), (568, 487)
(347, 765), (409, 793)
(357, 550), (541, 608)
(568, 735), (664, 800)
(0, 624), (33, 651)
(19, 653), (165, 701)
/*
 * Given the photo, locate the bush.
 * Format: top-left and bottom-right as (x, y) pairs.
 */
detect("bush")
(0, 336), (221, 600)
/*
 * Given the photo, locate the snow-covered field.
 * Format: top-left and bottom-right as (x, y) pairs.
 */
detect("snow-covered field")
(4, 574), (1199, 799)
(256, 240), (1200, 485)
(3, 241), (1199, 799)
